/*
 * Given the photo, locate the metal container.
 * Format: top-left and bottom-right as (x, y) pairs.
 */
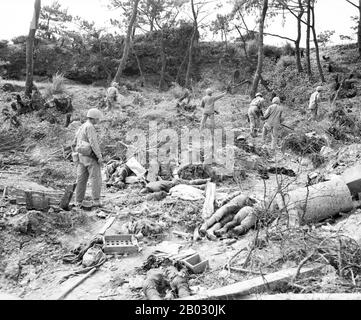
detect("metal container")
(103, 234), (139, 255)
(341, 165), (361, 197)
(181, 253), (209, 274)
(276, 177), (353, 226)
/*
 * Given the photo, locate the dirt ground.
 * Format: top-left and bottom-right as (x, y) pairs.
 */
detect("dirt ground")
(1, 70), (361, 300)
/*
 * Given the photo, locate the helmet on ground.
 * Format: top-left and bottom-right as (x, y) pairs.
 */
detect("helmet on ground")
(255, 92), (263, 98)
(206, 88), (213, 95)
(272, 97), (281, 104)
(316, 86), (323, 92)
(87, 108), (103, 119)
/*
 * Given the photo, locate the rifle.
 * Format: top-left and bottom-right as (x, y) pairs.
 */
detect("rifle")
(281, 123), (294, 131)
(226, 80), (251, 93)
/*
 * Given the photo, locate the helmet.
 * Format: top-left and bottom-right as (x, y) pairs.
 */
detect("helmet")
(87, 108), (103, 119)
(272, 97), (280, 104)
(206, 88), (213, 95)
(111, 81), (118, 88)
(316, 86), (323, 92)
(255, 92), (263, 98)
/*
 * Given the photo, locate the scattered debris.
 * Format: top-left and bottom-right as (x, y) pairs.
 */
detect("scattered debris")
(103, 235), (139, 255)
(82, 244), (107, 268)
(143, 181), (175, 193)
(282, 132), (327, 156)
(179, 264), (324, 300)
(146, 191), (168, 201)
(176, 163), (216, 181)
(181, 253), (209, 274)
(169, 184), (205, 201)
(126, 219), (164, 237)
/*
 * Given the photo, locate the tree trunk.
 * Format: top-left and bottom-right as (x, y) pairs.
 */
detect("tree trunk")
(185, 25), (197, 88)
(295, 0), (304, 73)
(159, 29), (167, 91)
(185, 0), (197, 88)
(113, 0), (140, 84)
(250, 0), (269, 98)
(133, 50), (145, 87)
(235, 25), (250, 60)
(311, 4), (325, 82)
(358, 0), (361, 56)
(25, 0), (41, 98)
(306, 0), (312, 78)
(175, 50), (189, 85)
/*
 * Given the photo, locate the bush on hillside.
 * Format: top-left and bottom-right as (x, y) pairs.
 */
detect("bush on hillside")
(44, 73), (67, 99)
(170, 82), (185, 99)
(276, 56), (297, 72)
(263, 57), (314, 105)
(247, 40), (258, 57)
(282, 42), (295, 56)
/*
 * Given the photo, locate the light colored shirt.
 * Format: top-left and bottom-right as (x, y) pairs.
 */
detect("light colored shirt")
(250, 97), (265, 108)
(75, 120), (102, 162)
(248, 104), (260, 117)
(107, 87), (118, 101)
(264, 103), (284, 127)
(200, 93), (226, 114)
(309, 91), (320, 110)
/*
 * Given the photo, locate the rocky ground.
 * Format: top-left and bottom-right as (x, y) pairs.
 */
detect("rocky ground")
(2, 45), (361, 300)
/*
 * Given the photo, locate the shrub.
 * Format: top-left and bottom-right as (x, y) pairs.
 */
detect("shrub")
(169, 82), (184, 99)
(247, 40), (258, 57)
(282, 42), (295, 56)
(276, 56), (297, 71)
(264, 45), (282, 61)
(44, 72), (67, 99)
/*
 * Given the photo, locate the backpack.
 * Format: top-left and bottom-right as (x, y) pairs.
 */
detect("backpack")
(76, 140), (92, 156)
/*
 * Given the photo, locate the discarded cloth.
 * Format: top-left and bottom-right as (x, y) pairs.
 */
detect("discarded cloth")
(169, 185), (205, 201)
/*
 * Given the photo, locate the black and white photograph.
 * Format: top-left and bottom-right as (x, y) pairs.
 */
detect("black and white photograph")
(1, 0), (361, 309)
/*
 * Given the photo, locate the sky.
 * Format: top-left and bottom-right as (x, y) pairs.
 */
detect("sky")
(0, 0), (357, 46)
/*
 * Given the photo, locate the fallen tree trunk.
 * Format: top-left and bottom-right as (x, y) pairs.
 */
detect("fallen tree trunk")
(178, 264), (324, 300)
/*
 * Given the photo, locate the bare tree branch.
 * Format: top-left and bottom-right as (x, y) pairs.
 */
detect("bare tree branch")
(345, 0), (360, 9)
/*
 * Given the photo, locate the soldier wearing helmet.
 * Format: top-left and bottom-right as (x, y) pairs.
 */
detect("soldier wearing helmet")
(200, 88), (227, 132)
(248, 92), (266, 137)
(72, 108), (104, 208)
(105, 81), (120, 111)
(262, 97), (284, 150)
(308, 86), (323, 120)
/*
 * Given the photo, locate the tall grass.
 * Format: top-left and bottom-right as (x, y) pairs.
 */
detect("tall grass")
(44, 72), (67, 99)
